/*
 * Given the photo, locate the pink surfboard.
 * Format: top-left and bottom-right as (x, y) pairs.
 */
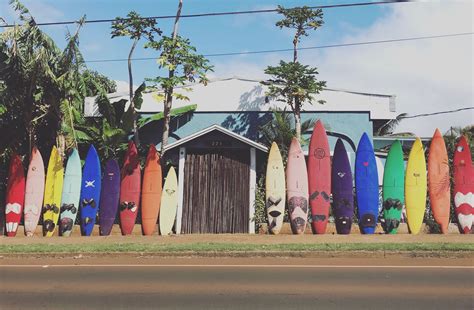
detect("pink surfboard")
(24, 147), (45, 236)
(286, 138), (309, 234)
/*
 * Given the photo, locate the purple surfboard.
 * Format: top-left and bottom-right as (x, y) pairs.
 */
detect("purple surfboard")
(331, 139), (354, 234)
(99, 159), (120, 236)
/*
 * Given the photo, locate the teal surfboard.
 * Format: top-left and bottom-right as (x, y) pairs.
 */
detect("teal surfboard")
(382, 140), (405, 234)
(59, 148), (82, 236)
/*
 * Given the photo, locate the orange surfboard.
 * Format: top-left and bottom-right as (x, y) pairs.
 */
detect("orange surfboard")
(428, 129), (451, 233)
(141, 145), (162, 235)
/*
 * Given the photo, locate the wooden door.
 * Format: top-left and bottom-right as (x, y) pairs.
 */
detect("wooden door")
(181, 150), (249, 233)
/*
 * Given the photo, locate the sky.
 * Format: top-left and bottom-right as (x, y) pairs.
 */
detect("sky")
(1, 0), (473, 136)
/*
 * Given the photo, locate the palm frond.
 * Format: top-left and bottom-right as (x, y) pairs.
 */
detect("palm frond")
(376, 113), (408, 136)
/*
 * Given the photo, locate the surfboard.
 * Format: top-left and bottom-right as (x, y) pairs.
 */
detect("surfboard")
(79, 145), (101, 236)
(120, 141), (141, 235)
(24, 147), (45, 236)
(405, 138), (427, 235)
(286, 138), (309, 234)
(99, 159), (121, 236)
(5, 154), (25, 237)
(355, 133), (379, 234)
(265, 142), (286, 235)
(428, 129), (451, 234)
(141, 145), (162, 235)
(159, 167), (178, 235)
(59, 148), (82, 237)
(331, 139), (354, 234)
(382, 140), (405, 234)
(42, 146), (64, 237)
(307, 120), (331, 234)
(453, 136), (474, 234)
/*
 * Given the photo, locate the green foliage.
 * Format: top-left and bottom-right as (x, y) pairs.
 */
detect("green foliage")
(82, 69), (117, 96)
(253, 176), (267, 233)
(111, 11), (162, 145)
(444, 126), (474, 156)
(276, 5), (324, 47)
(376, 113), (409, 136)
(0, 0), (126, 162)
(263, 5), (326, 139)
(145, 28), (213, 152)
(145, 35), (213, 89)
(132, 82), (146, 110)
(260, 108), (315, 162)
(90, 84), (149, 159)
(264, 61), (326, 109)
(138, 104), (197, 128)
(0, 0), (85, 155)
(111, 11), (161, 42)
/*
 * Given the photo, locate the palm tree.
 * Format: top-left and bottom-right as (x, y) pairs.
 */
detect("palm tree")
(260, 108), (314, 163)
(376, 113), (409, 136)
(0, 0), (132, 162)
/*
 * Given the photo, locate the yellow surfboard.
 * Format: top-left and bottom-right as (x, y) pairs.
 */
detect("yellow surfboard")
(159, 167), (178, 235)
(42, 146), (64, 237)
(265, 142), (286, 234)
(405, 138), (427, 235)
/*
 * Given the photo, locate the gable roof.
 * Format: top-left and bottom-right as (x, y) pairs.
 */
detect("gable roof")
(163, 124), (268, 153)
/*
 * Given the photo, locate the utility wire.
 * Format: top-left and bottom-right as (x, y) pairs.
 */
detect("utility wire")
(84, 32), (473, 63)
(0, 1), (411, 28)
(400, 107), (474, 119)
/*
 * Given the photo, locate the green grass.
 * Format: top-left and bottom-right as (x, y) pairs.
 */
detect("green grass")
(1, 242), (473, 254)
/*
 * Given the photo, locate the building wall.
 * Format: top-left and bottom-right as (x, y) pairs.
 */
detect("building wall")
(140, 110), (373, 166)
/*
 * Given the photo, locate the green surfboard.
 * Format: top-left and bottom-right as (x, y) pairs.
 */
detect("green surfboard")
(382, 140), (405, 234)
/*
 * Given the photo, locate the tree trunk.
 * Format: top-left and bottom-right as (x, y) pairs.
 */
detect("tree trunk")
(161, 0), (183, 156)
(293, 34), (299, 140)
(128, 39), (139, 146)
(294, 96), (302, 140)
(295, 111), (301, 140)
(293, 37), (298, 63)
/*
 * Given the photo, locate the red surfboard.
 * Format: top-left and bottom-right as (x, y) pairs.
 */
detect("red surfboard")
(119, 141), (141, 235)
(308, 120), (331, 234)
(453, 136), (474, 234)
(5, 154), (25, 237)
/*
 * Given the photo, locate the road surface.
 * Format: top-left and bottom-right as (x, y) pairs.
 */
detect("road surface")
(1, 257), (472, 309)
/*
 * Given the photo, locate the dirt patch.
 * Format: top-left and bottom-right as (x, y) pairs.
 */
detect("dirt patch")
(2, 233), (473, 245)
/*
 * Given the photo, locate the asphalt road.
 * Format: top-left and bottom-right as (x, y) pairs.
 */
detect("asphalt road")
(1, 258), (473, 310)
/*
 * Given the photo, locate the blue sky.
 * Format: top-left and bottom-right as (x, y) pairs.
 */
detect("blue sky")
(1, 1), (472, 135)
(1, 0), (390, 83)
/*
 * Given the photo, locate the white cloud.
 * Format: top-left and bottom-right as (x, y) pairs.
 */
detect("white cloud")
(1, 0), (64, 24)
(212, 1), (474, 136)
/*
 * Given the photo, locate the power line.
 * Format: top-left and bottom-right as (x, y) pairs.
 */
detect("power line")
(0, 1), (411, 28)
(401, 107), (474, 119)
(84, 32), (473, 63)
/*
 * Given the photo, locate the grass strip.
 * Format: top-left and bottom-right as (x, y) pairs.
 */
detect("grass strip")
(1, 242), (473, 254)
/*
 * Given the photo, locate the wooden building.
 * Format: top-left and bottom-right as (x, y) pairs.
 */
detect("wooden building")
(163, 125), (268, 234)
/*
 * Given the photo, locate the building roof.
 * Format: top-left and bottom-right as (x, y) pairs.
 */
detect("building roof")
(84, 77), (397, 120)
(163, 124), (269, 153)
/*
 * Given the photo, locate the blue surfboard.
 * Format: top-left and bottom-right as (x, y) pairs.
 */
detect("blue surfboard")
(59, 148), (82, 236)
(355, 133), (379, 234)
(80, 145), (101, 236)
